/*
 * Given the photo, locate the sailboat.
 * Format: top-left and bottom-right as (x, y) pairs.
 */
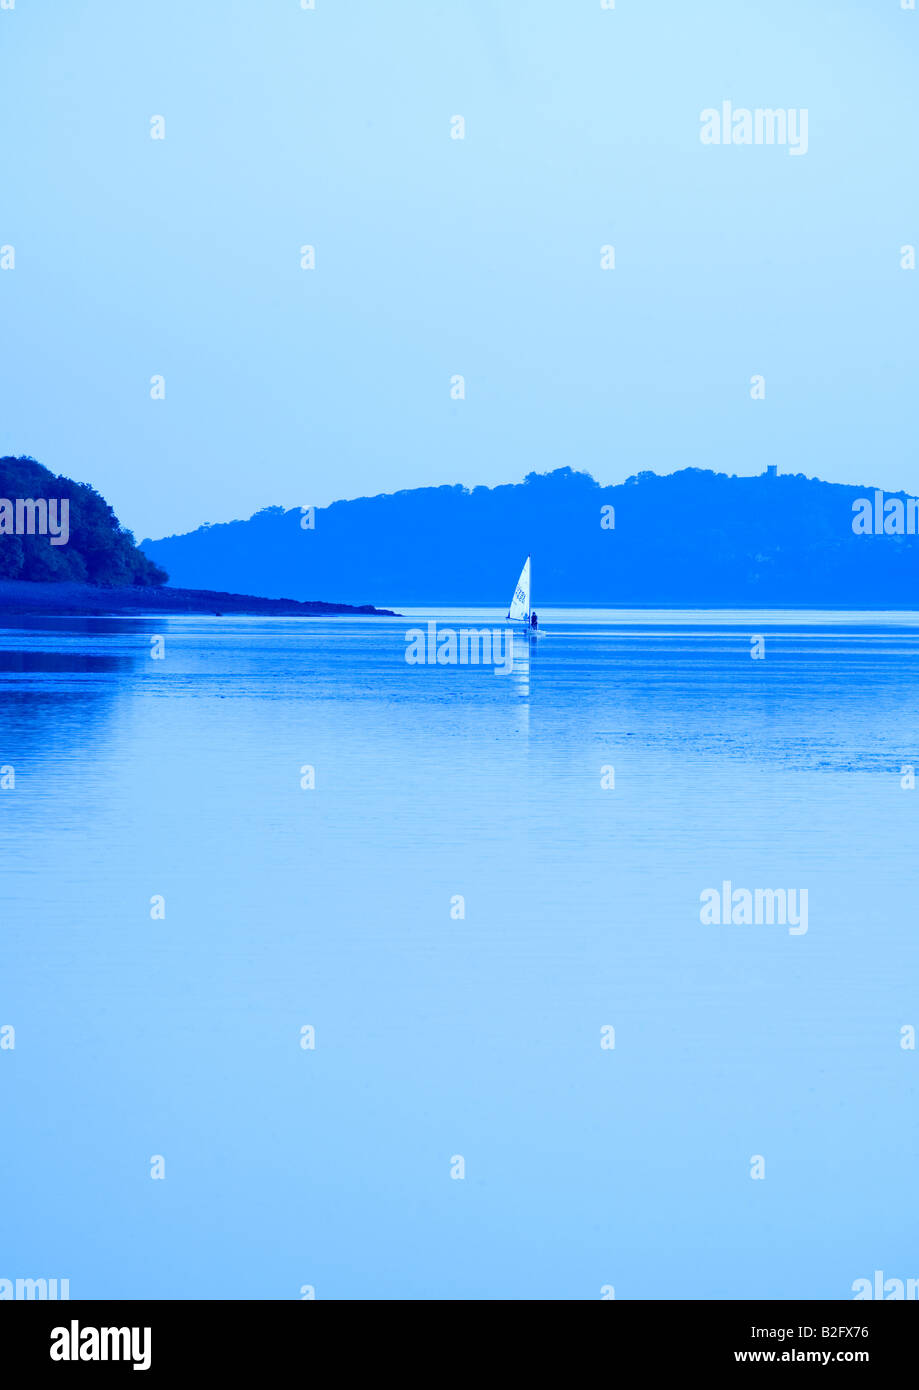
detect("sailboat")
(506, 555), (541, 636)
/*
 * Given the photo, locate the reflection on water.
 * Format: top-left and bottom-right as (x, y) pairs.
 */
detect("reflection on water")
(1, 610), (917, 1299)
(510, 628), (533, 707)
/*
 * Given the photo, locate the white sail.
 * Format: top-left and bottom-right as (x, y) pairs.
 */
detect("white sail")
(507, 556), (530, 622)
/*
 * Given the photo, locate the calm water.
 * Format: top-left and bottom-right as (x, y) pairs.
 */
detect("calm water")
(1, 609), (917, 1299)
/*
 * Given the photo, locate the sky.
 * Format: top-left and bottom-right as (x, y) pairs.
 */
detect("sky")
(1, 0), (917, 539)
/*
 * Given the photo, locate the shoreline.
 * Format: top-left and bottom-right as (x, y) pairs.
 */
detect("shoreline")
(0, 580), (398, 618)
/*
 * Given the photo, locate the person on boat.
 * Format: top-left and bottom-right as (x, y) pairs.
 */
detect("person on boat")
(530, 611), (538, 631)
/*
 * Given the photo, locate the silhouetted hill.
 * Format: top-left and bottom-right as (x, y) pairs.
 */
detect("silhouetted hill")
(140, 468), (919, 608)
(0, 456), (167, 586)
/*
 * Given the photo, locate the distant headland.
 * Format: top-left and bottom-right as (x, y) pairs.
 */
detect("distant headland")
(0, 456), (394, 616)
(141, 465), (919, 609)
(0, 455), (167, 587)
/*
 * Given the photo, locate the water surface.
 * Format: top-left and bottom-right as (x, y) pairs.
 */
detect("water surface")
(1, 610), (916, 1298)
